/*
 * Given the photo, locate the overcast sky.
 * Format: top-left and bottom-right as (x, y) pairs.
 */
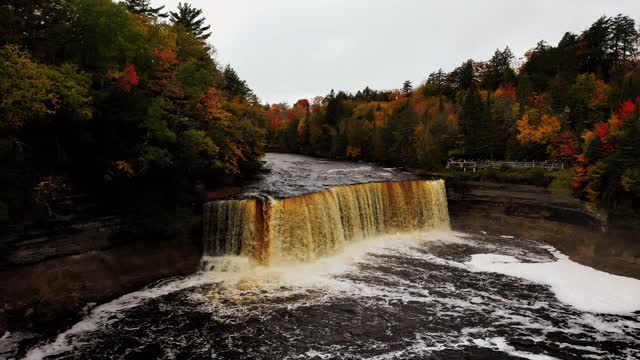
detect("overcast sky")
(151, 0), (640, 104)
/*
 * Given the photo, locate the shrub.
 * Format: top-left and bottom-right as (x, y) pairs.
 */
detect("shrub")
(525, 168), (547, 187)
(444, 167), (556, 187)
(548, 170), (574, 197)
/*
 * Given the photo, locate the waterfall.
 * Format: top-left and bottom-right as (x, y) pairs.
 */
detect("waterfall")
(202, 180), (449, 268)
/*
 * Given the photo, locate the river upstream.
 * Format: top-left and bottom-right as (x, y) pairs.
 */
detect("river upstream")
(5, 154), (640, 359)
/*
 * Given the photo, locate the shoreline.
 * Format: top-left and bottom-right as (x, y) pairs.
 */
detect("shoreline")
(1, 177), (637, 336)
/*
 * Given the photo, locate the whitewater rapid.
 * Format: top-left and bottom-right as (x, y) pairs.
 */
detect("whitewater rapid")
(18, 230), (640, 360)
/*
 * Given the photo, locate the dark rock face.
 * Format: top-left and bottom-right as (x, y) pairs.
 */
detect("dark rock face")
(0, 220), (202, 333)
(1, 218), (118, 267)
(446, 181), (640, 279)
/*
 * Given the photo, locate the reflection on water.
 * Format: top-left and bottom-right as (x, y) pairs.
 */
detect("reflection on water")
(22, 231), (640, 360)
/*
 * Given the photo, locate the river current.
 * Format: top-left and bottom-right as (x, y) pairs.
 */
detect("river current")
(6, 154), (640, 359)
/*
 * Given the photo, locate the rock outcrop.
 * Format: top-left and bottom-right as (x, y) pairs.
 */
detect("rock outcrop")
(447, 181), (640, 279)
(0, 219), (201, 333)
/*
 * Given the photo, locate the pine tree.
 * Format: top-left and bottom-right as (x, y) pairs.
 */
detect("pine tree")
(124, 0), (168, 19)
(402, 80), (413, 95)
(427, 69), (447, 88)
(609, 14), (639, 65)
(579, 16), (613, 78)
(362, 86), (372, 101)
(461, 83), (484, 157)
(169, 3), (211, 40)
(448, 60), (475, 93)
(483, 47), (515, 90)
(324, 89), (339, 126)
(480, 91), (497, 158)
(221, 65), (254, 100)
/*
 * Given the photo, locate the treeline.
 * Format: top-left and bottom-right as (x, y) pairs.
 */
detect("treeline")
(266, 15), (640, 215)
(0, 0), (266, 235)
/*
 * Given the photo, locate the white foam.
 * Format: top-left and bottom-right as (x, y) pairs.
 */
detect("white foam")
(465, 250), (640, 314)
(204, 229), (457, 290)
(1, 331), (36, 358)
(301, 349), (333, 359)
(24, 274), (219, 360)
(27, 230), (459, 359)
(326, 166), (372, 173)
(24, 231), (640, 359)
(473, 337), (558, 359)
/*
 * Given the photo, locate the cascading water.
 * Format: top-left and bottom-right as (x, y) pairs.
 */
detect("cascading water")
(20, 155), (640, 360)
(201, 180), (450, 268)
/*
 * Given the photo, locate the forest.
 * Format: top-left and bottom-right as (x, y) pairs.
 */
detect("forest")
(1, 1), (639, 236)
(265, 15), (640, 220)
(1, 0), (267, 236)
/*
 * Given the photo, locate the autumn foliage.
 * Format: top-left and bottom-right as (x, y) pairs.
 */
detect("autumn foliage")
(264, 14), (640, 215)
(2, 3), (640, 225)
(516, 113), (561, 144)
(0, 0), (265, 232)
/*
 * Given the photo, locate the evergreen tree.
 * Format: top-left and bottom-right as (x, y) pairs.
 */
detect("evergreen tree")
(520, 40), (556, 91)
(479, 91), (497, 158)
(393, 104), (419, 164)
(0, 0), (72, 62)
(555, 33), (580, 81)
(578, 16), (612, 78)
(448, 60), (475, 93)
(0, 0), (266, 237)
(324, 89), (339, 126)
(124, 0), (168, 19)
(425, 69), (448, 96)
(221, 65), (254, 101)
(482, 47), (515, 90)
(362, 86), (372, 100)
(609, 14), (639, 65)
(169, 2), (211, 40)
(461, 83), (484, 157)
(427, 69), (447, 88)
(402, 80), (413, 95)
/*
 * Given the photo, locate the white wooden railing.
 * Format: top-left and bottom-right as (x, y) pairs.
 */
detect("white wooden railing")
(446, 160), (565, 172)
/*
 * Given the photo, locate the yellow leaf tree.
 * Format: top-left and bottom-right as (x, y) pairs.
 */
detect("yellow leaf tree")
(516, 111), (561, 144)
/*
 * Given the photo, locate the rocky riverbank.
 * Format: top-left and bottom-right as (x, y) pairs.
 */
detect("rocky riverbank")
(0, 218), (202, 334)
(2, 176), (637, 336)
(446, 181), (640, 279)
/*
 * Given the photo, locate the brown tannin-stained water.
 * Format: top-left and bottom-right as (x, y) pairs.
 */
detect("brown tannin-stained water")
(202, 180), (449, 265)
(10, 154), (640, 360)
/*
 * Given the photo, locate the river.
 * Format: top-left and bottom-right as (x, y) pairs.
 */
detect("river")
(8, 153), (640, 359)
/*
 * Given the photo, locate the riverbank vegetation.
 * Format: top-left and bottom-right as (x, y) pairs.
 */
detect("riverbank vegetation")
(264, 15), (640, 218)
(0, 0), (266, 236)
(430, 168), (557, 188)
(1, 2), (639, 232)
